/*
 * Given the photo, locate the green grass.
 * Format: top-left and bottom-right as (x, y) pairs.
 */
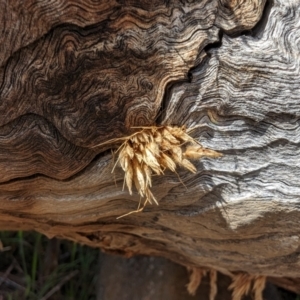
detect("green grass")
(0, 231), (99, 300)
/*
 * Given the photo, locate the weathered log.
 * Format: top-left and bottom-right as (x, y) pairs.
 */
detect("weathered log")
(1, 0), (300, 284)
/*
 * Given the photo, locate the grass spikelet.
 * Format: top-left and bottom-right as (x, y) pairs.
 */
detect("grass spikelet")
(186, 267), (207, 296)
(124, 162), (133, 195)
(161, 139), (173, 151)
(229, 273), (252, 300)
(253, 276), (266, 300)
(125, 143), (134, 159)
(170, 146), (183, 164)
(143, 147), (161, 172)
(209, 269), (218, 300)
(107, 125), (222, 218)
(133, 159), (146, 196)
(184, 145), (222, 160)
(181, 158), (197, 173)
(143, 164), (152, 187)
(162, 127), (181, 144)
(229, 273), (266, 300)
(159, 152), (176, 172)
(186, 267), (217, 300)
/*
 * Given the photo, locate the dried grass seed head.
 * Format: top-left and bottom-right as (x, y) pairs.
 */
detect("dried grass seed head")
(229, 273), (266, 300)
(114, 125), (222, 217)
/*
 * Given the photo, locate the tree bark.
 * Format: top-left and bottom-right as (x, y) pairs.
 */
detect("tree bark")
(1, 0), (300, 282)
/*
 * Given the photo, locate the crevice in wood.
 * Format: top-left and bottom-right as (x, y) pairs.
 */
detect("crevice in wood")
(0, 150), (112, 188)
(240, 0), (274, 38)
(157, 0), (269, 126)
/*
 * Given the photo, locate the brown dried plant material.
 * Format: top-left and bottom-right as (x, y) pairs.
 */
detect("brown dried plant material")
(252, 276), (266, 300)
(229, 273), (252, 300)
(229, 273), (266, 300)
(186, 268), (266, 300)
(186, 267), (207, 296)
(110, 126), (222, 218)
(186, 267), (218, 300)
(209, 269), (218, 300)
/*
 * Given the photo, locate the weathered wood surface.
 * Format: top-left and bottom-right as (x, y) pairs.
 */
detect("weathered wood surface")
(1, 0), (300, 280)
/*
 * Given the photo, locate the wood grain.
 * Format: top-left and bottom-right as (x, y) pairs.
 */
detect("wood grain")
(3, 0), (300, 282)
(0, 0), (265, 181)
